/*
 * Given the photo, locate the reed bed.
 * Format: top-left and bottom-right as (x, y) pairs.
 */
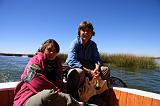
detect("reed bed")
(59, 53), (67, 63)
(59, 53), (157, 68)
(100, 53), (157, 68)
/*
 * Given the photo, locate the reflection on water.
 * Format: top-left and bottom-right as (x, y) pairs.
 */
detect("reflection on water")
(0, 56), (160, 94)
(111, 67), (160, 94)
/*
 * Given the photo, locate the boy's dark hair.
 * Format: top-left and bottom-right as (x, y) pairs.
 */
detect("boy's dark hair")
(78, 21), (95, 36)
(37, 39), (60, 53)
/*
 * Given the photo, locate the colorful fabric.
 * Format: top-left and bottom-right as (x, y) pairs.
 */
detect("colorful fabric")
(13, 52), (63, 106)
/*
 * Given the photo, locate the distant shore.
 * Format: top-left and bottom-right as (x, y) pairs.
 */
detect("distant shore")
(0, 53), (34, 57)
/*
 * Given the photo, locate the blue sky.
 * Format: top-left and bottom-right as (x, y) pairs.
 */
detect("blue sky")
(0, 0), (160, 57)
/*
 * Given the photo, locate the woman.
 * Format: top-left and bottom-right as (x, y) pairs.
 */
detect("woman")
(13, 39), (96, 106)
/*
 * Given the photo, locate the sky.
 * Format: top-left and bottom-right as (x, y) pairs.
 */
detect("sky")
(0, 0), (160, 57)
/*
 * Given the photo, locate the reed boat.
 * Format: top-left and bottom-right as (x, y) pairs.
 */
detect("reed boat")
(0, 81), (160, 106)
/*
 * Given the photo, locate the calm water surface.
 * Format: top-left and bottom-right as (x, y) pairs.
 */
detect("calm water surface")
(0, 56), (29, 82)
(0, 56), (160, 94)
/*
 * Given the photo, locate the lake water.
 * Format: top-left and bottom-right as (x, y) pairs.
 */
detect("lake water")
(0, 56), (160, 94)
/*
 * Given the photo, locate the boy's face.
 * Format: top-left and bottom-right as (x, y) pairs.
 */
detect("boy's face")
(79, 27), (92, 44)
(44, 43), (57, 60)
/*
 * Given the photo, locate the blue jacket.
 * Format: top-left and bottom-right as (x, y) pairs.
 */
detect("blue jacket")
(65, 37), (102, 69)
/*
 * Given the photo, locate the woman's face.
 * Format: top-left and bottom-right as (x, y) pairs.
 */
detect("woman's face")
(44, 43), (57, 60)
(79, 27), (93, 45)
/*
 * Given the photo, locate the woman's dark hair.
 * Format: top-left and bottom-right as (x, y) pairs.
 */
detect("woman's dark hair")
(37, 39), (60, 53)
(78, 21), (95, 36)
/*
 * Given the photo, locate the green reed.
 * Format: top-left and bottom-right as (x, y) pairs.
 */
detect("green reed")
(59, 53), (67, 63)
(59, 53), (157, 68)
(100, 53), (157, 68)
